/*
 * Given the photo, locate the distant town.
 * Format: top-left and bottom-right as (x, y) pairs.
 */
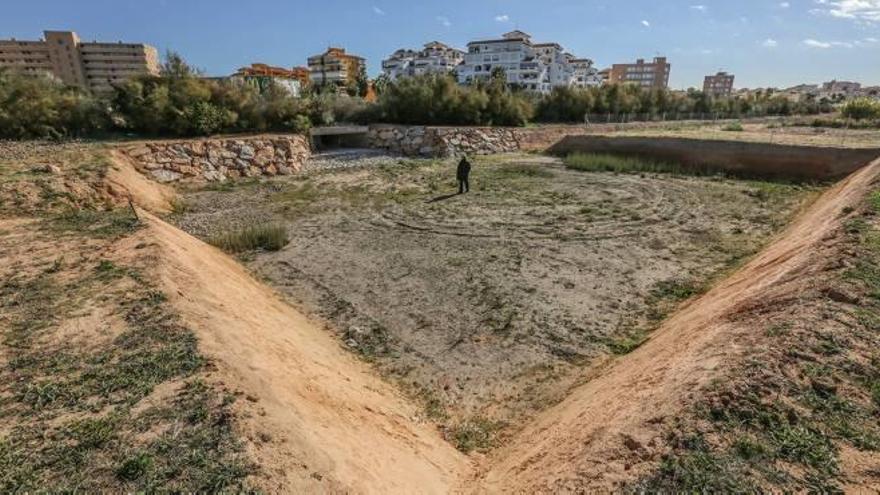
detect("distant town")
(1, 29), (878, 105)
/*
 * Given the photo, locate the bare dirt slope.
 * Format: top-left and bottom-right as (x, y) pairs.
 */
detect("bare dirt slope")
(478, 157), (880, 492)
(143, 212), (470, 493)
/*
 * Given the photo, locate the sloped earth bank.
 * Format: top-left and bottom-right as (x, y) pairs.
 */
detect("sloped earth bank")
(174, 155), (819, 437)
(145, 213), (469, 492)
(478, 157), (880, 492)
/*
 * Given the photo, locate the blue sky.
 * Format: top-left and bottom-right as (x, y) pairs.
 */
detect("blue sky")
(2, 0), (879, 88)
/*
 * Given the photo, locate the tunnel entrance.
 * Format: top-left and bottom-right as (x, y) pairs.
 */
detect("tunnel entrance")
(310, 126), (371, 151)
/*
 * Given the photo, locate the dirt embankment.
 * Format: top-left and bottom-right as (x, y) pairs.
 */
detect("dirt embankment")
(102, 156), (470, 492)
(477, 157), (880, 491)
(144, 213), (470, 492)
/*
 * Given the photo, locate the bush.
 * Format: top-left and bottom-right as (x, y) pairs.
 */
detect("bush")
(209, 224), (289, 253)
(375, 73), (532, 126)
(841, 98), (880, 120)
(0, 69), (109, 139)
(722, 122), (744, 132)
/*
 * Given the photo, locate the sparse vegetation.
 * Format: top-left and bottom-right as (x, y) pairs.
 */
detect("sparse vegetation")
(0, 208), (252, 491)
(447, 417), (505, 454)
(564, 152), (714, 176)
(635, 184), (880, 491)
(722, 121), (744, 132)
(209, 224), (289, 253)
(841, 98), (880, 121)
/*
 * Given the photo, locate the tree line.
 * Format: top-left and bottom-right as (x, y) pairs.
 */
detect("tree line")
(0, 53), (847, 140)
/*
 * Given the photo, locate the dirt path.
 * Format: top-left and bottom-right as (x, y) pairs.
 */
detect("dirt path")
(144, 213), (471, 493)
(476, 157), (880, 492)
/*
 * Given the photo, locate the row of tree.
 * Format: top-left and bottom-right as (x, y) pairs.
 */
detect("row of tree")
(0, 54), (846, 140)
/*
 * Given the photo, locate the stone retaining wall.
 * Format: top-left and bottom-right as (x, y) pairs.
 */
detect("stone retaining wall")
(368, 125), (519, 157)
(121, 135), (311, 182)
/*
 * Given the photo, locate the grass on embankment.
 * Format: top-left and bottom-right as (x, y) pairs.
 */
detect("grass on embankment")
(631, 188), (880, 492)
(0, 207), (252, 492)
(564, 153), (720, 176)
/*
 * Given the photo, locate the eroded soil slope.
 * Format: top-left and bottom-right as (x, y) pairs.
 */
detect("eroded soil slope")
(174, 155), (820, 437)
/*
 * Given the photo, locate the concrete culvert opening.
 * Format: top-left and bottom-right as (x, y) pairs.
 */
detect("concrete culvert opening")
(310, 125), (371, 151)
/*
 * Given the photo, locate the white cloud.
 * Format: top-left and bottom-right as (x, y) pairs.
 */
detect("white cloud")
(779, 1), (790, 7)
(641, 19), (651, 27)
(436, 15), (451, 27)
(803, 38), (832, 47)
(690, 5), (707, 11)
(372, 5), (385, 15)
(812, 0), (880, 23)
(495, 14), (510, 22)
(763, 38), (779, 47)
(803, 38), (856, 48)
(865, 36), (879, 42)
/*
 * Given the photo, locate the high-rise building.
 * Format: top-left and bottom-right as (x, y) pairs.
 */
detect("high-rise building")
(381, 41), (464, 81)
(0, 30), (159, 93)
(703, 71), (735, 98)
(457, 31), (601, 93)
(608, 57), (671, 89)
(307, 47), (365, 88)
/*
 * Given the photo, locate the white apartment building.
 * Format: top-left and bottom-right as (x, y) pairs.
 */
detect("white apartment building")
(381, 41), (464, 81)
(457, 31), (600, 93)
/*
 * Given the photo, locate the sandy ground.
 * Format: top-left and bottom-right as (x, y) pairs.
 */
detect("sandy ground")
(476, 157), (880, 492)
(174, 155), (818, 428)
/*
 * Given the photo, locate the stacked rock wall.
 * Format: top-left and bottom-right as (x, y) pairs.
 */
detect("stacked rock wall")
(368, 125), (520, 157)
(121, 135), (311, 182)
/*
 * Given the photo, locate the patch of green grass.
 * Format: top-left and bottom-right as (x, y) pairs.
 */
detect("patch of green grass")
(722, 122), (745, 132)
(492, 163), (555, 179)
(447, 416), (504, 454)
(209, 224), (289, 253)
(45, 208), (141, 238)
(606, 330), (650, 355)
(564, 153), (717, 176)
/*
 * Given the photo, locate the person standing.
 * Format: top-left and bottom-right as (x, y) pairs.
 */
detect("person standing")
(457, 156), (471, 194)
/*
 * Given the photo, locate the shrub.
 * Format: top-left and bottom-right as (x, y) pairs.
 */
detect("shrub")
(841, 98), (880, 120)
(722, 122), (744, 132)
(209, 224), (289, 253)
(0, 69), (109, 139)
(375, 73), (532, 126)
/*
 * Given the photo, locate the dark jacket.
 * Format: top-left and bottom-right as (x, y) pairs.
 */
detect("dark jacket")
(457, 158), (471, 180)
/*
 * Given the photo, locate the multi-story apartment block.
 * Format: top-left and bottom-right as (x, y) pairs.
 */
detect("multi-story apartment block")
(703, 71), (735, 98)
(234, 63), (309, 96)
(608, 57), (671, 89)
(0, 30), (159, 93)
(457, 31), (600, 93)
(381, 41), (464, 81)
(568, 57), (603, 88)
(307, 47), (365, 88)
